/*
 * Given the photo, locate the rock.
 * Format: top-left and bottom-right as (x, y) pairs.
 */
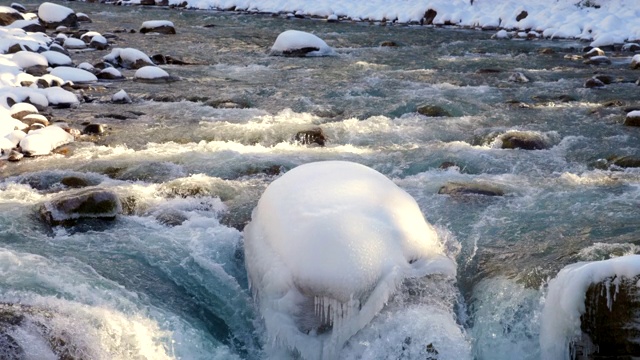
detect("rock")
(417, 105), (451, 117)
(622, 43), (640, 52)
(134, 66), (179, 83)
(59, 176), (89, 188)
(139, 0), (155, 5)
(608, 156), (640, 169)
(538, 48), (555, 55)
(270, 30), (334, 57)
(150, 54), (192, 65)
(438, 181), (504, 197)
(631, 55), (640, 70)
(585, 77), (605, 88)
(380, 41), (399, 47)
(294, 127), (326, 146)
(40, 187), (121, 226)
(82, 123), (105, 135)
(515, 10), (528, 21)
(624, 111), (640, 126)
(575, 275), (640, 359)
(498, 131), (548, 150)
(508, 72), (529, 83)
(18, 22), (46, 33)
(593, 74), (613, 84)
(7, 149), (23, 162)
(89, 35), (108, 50)
(37, 2), (78, 29)
(583, 56), (611, 66)
(111, 89), (132, 104)
(205, 99), (251, 109)
(476, 68), (501, 74)
(140, 20), (176, 34)
(76, 12), (91, 22)
(0, 9), (23, 26)
(10, 3), (26, 13)
(155, 209), (188, 226)
(583, 47), (605, 58)
(103, 47), (155, 69)
(97, 67), (124, 80)
(423, 9), (437, 25)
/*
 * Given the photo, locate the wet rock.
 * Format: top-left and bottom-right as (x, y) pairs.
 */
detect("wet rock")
(281, 47), (320, 57)
(155, 209), (188, 226)
(417, 104), (451, 117)
(423, 9), (437, 25)
(150, 54), (192, 65)
(608, 156), (640, 169)
(593, 74), (613, 84)
(7, 150), (23, 162)
(380, 41), (399, 47)
(83, 123), (105, 135)
(76, 12), (92, 22)
(583, 47), (605, 58)
(574, 275), (640, 359)
(40, 187), (121, 226)
(205, 99), (251, 109)
(97, 67), (124, 80)
(89, 35), (108, 50)
(585, 77), (606, 88)
(294, 127), (326, 146)
(583, 56), (611, 66)
(19, 22), (46, 33)
(438, 182), (504, 197)
(624, 111), (640, 126)
(499, 131), (548, 150)
(508, 72), (529, 83)
(476, 68), (501, 74)
(622, 43), (640, 52)
(538, 48), (555, 55)
(60, 176), (90, 188)
(140, 20), (176, 34)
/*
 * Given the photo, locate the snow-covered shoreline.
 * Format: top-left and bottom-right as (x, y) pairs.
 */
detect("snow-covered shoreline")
(120, 0), (640, 47)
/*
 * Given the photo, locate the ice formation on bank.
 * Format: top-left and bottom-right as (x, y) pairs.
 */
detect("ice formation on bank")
(243, 161), (456, 360)
(540, 255), (640, 360)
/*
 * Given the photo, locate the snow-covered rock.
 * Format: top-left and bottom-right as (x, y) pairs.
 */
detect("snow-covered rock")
(49, 66), (97, 83)
(631, 54), (640, 70)
(244, 160), (455, 360)
(89, 35), (108, 50)
(19, 124), (74, 156)
(134, 66), (177, 82)
(0, 5), (23, 26)
(11, 51), (47, 69)
(41, 50), (73, 67)
(140, 20), (176, 34)
(270, 30), (335, 57)
(63, 37), (87, 50)
(42, 87), (79, 108)
(37, 2), (77, 29)
(97, 67), (124, 80)
(103, 47), (155, 69)
(111, 89), (131, 104)
(624, 110), (640, 126)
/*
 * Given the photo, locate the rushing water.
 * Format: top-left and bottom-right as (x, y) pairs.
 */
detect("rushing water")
(1, 2), (640, 359)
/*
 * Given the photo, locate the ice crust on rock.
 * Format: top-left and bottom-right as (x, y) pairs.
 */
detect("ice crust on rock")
(244, 160), (455, 360)
(540, 255), (640, 360)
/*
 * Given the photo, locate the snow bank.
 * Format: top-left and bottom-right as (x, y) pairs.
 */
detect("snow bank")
(540, 255), (640, 360)
(244, 160), (455, 360)
(157, 0), (640, 45)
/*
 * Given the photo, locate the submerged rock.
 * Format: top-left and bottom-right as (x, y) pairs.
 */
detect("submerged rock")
(498, 131), (549, 150)
(40, 187), (121, 226)
(417, 104), (451, 117)
(438, 181), (504, 197)
(294, 127), (326, 146)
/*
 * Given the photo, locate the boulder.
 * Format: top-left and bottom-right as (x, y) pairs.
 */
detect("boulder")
(294, 127), (326, 146)
(583, 56), (611, 66)
(624, 110), (640, 126)
(417, 104), (451, 117)
(0, 7), (23, 26)
(40, 187), (121, 226)
(423, 9), (437, 25)
(515, 10), (528, 21)
(140, 20), (176, 34)
(585, 77), (605, 88)
(37, 2), (77, 29)
(498, 131), (549, 150)
(438, 182), (504, 197)
(631, 55), (640, 70)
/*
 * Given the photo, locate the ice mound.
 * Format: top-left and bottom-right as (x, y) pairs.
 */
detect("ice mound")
(244, 160), (455, 360)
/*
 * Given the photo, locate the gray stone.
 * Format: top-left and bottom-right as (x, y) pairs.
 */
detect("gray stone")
(40, 188), (121, 226)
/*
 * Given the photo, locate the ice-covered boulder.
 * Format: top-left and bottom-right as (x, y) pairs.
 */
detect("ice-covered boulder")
(243, 160), (455, 360)
(540, 255), (640, 360)
(270, 30), (335, 57)
(37, 2), (77, 29)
